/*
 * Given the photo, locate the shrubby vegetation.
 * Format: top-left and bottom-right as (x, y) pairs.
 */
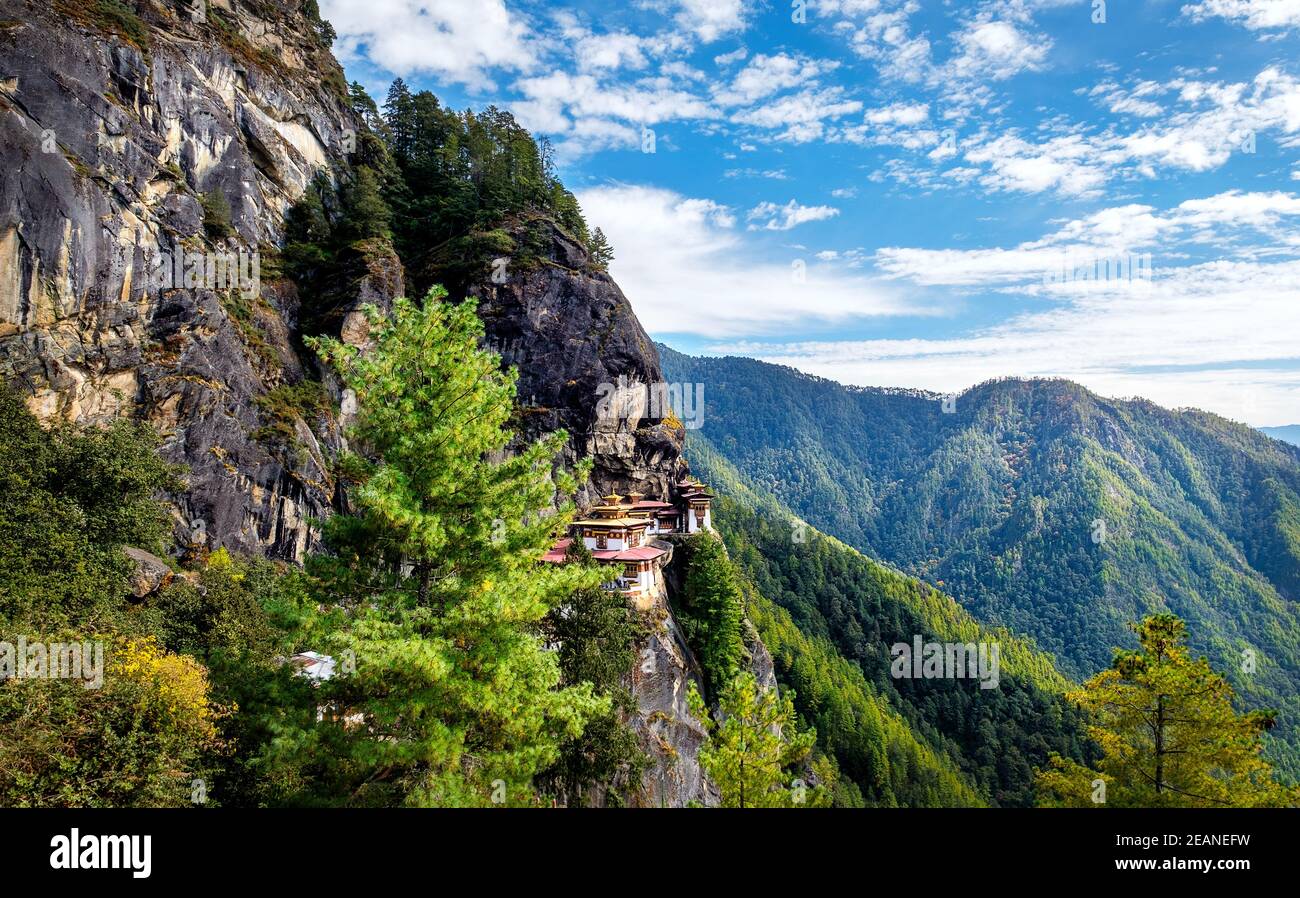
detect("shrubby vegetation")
(0, 386), (308, 806)
(689, 671), (830, 808)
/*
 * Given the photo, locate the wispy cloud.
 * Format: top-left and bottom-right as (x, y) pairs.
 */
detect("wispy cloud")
(747, 199), (841, 230)
(577, 185), (927, 337)
(1182, 0), (1300, 32)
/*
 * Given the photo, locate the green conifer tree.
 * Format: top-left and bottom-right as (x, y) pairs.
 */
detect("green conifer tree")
(338, 166), (392, 244)
(688, 671), (829, 808)
(1036, 614), (1299, 807)
(294, 288), (609, 806)
(537, 539), (647, 805)
(680, 532), (746, 695)
(589, 227), (614, 270)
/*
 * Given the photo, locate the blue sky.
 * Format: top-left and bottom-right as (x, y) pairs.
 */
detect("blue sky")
(320, 0), (1300, 425)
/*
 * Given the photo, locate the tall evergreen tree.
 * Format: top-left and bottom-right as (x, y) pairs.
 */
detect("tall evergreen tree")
(679, 533), (746, 696)
(338, 166), (392, 244)
(589, 227), (614, 270)
(1036, 614), (1298, 807)
(688, 672), (829, 808)
(291, 288), (609, 806)
(537, 539), (647, 805)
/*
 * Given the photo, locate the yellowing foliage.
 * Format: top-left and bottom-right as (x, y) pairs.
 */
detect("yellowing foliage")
(116, 636), (221, 744)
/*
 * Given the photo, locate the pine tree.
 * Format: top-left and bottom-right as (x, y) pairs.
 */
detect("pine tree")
(537, 540), (646, 805)
(338, 166), (392, 243)
(589, 227), (614, 270)
(680, 532), (746, 695)
(383, 78), (418, 162)
(1035, 614), (1298, 807)
(295, 288), (609, 807)
(688, 671), (829, 808)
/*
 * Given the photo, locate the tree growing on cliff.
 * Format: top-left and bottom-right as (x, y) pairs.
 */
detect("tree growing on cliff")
(293, 288), (609, 806)
(689, 671), (829, 808)
(1035, 614), (1298, 808)
(337, 166), (392, 244)
(200, 189), (234, 241)
(679, 533), (746, 696)
(537, 539), (647, 805)
(588, 228), (614, 270)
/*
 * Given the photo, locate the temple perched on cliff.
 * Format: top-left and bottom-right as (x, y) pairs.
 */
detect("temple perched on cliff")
(543, 477), (714, 608)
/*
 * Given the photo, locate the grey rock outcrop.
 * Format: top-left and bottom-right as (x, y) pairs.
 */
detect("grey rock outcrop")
(467, 219), (689, 508)
(0, 0), (376, 560)
(123, 546), (174, 597)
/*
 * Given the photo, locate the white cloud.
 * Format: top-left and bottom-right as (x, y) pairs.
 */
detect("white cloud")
(714, 53), (835, 106)
(571, 31), (651, 71)
(945, 19), (1050, 82)
(964, 131), (1113, 197)
(865, 101), (931, 126)
(674, 0), (750, 42)
(1088, 80), (1167, 118)
(938, 67), (1300, 197)
(321, 0), (535, 88)
(730, 88), (864, 142)
(711, 257), (1300, 425)
(714, 47), (749, 67)
(828, 0), (935, 83)
(875, 190), (1300, 284)
(747, 199), (841, 230)
(576, 185), (928, 337)
(1182, 0), (1300, 32)
(514, 72), (716, 126)
(724, 168), (790, 179)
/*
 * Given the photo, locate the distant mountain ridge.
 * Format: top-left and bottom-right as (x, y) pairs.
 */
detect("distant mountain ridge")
(660, 345), (1300, 776)
(1263, 425), (1300, 447)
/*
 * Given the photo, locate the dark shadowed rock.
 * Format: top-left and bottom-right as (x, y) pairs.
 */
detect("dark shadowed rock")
(467, 219), (689, 509)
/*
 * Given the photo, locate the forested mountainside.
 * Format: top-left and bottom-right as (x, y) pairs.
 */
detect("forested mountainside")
(660, 346), (1300, 775)
(682, 437), (1096, 806)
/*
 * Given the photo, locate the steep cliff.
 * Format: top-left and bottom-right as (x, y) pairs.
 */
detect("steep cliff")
(466, 217), (688, 508)
(0, 0), (371, 561)
(0, 1), (722, 806)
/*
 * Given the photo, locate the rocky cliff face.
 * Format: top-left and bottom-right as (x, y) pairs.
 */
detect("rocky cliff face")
(466, 218), (688, 509)
(0, 0), (736, 808)
(0, 0), (368, 560)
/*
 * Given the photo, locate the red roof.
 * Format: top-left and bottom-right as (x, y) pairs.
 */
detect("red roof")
(542, 538), (574, 563)
(633, 500), (674, 508)
(594, 546), (666, 562)
(541, 538), (666, 564)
